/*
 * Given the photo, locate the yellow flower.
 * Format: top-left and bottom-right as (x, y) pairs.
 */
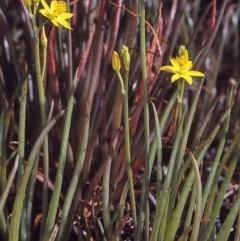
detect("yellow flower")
(39, 0), (73, 30)
(160, 45), (205, 85)
(112, 51), (121, 73)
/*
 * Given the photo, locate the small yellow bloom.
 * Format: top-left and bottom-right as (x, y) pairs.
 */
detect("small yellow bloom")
(160, 45), (205, 85)
(39, 0), (73, 30)
(121, 45), (130, 71)
(112, 51), (121, 73)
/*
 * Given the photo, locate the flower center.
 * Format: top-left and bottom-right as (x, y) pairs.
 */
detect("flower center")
(55, 1), (67, 13)
(52, 1), (67, 17)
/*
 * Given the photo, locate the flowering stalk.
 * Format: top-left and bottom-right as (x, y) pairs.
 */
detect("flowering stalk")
(10, 2), (73, 240)
(137, 2), (150, 240)
(39, 25), (49, 241)
(112, 48), (137, 235)
(120, 46), (137, 232)
(40, 0), (73, 239)
(8, 3), (48, 239)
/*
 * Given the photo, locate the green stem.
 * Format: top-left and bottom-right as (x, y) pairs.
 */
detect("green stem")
(188, 152), (202, 241)
(66, 0), (73, 89)
(18, 65), (28, 240)
(124, 69), (137, 228)
(39, 26), (49, 241)
(33, 24), (47, 127)
(0, 155), (18, 215)
(177, 79), (185, 129)
(42, 66), (75, 241)
(102, 150), (113, 238)
(116, 71), (137, 233)
(56, 71), (88, 241)
(138, 1), (150, 240)
(32, 20), (49, 241)
(17, 64), (28, 180)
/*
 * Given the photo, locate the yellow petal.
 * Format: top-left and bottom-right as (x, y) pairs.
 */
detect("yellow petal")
(160, 65), (178, 74)
(41, 0), (50, 12)
(169, 57), (180, 71)
(187, 70), (205, 77)
(181, 74), (193, 85)
(51, 1), (58, 11)
(58, 12), (74, 19)
(51, 19), (59, 27)
(39, 9), (53, 20)
(182, 61), (193, 71)
(171, 74), (181, 82)
(56, 17), (72, 29)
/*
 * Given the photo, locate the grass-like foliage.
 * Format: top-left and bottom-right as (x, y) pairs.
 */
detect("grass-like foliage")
(0, 0), (240, 240)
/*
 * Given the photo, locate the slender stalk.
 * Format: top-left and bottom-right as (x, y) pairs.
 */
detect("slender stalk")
(150, 101), (162, 199)
(18, 63), (28, 240)
(33, 20), (47, 144)
(102, 138), (113, 237)
(39, 25), (49, 240)
(32, 20), (49, 241)
(17, 63), (28, 180)
(0, 155), (19, 215)
(123, 68), (137, 230)
(0, 212), (7, 241)
(116, 182), (129, 240)
(183, 185), (196, 241)
(42, 80), (75, 241)
(177, 79), (185, 129)
(56, 73), (89, 241)
(66, 0), (73, 89)
(188, 152), (202, 241)
(116, 70), (137, 233)
(139, 1), (150, 240)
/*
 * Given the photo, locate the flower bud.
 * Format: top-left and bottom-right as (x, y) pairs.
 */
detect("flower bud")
(24, 0), (32, 8)
(33, 0), (40, 7)
(112, 51), (121, 72)
(121, 45), (130, 71)
(177, 45), (186, 57)
(41, 26), (48, 47)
